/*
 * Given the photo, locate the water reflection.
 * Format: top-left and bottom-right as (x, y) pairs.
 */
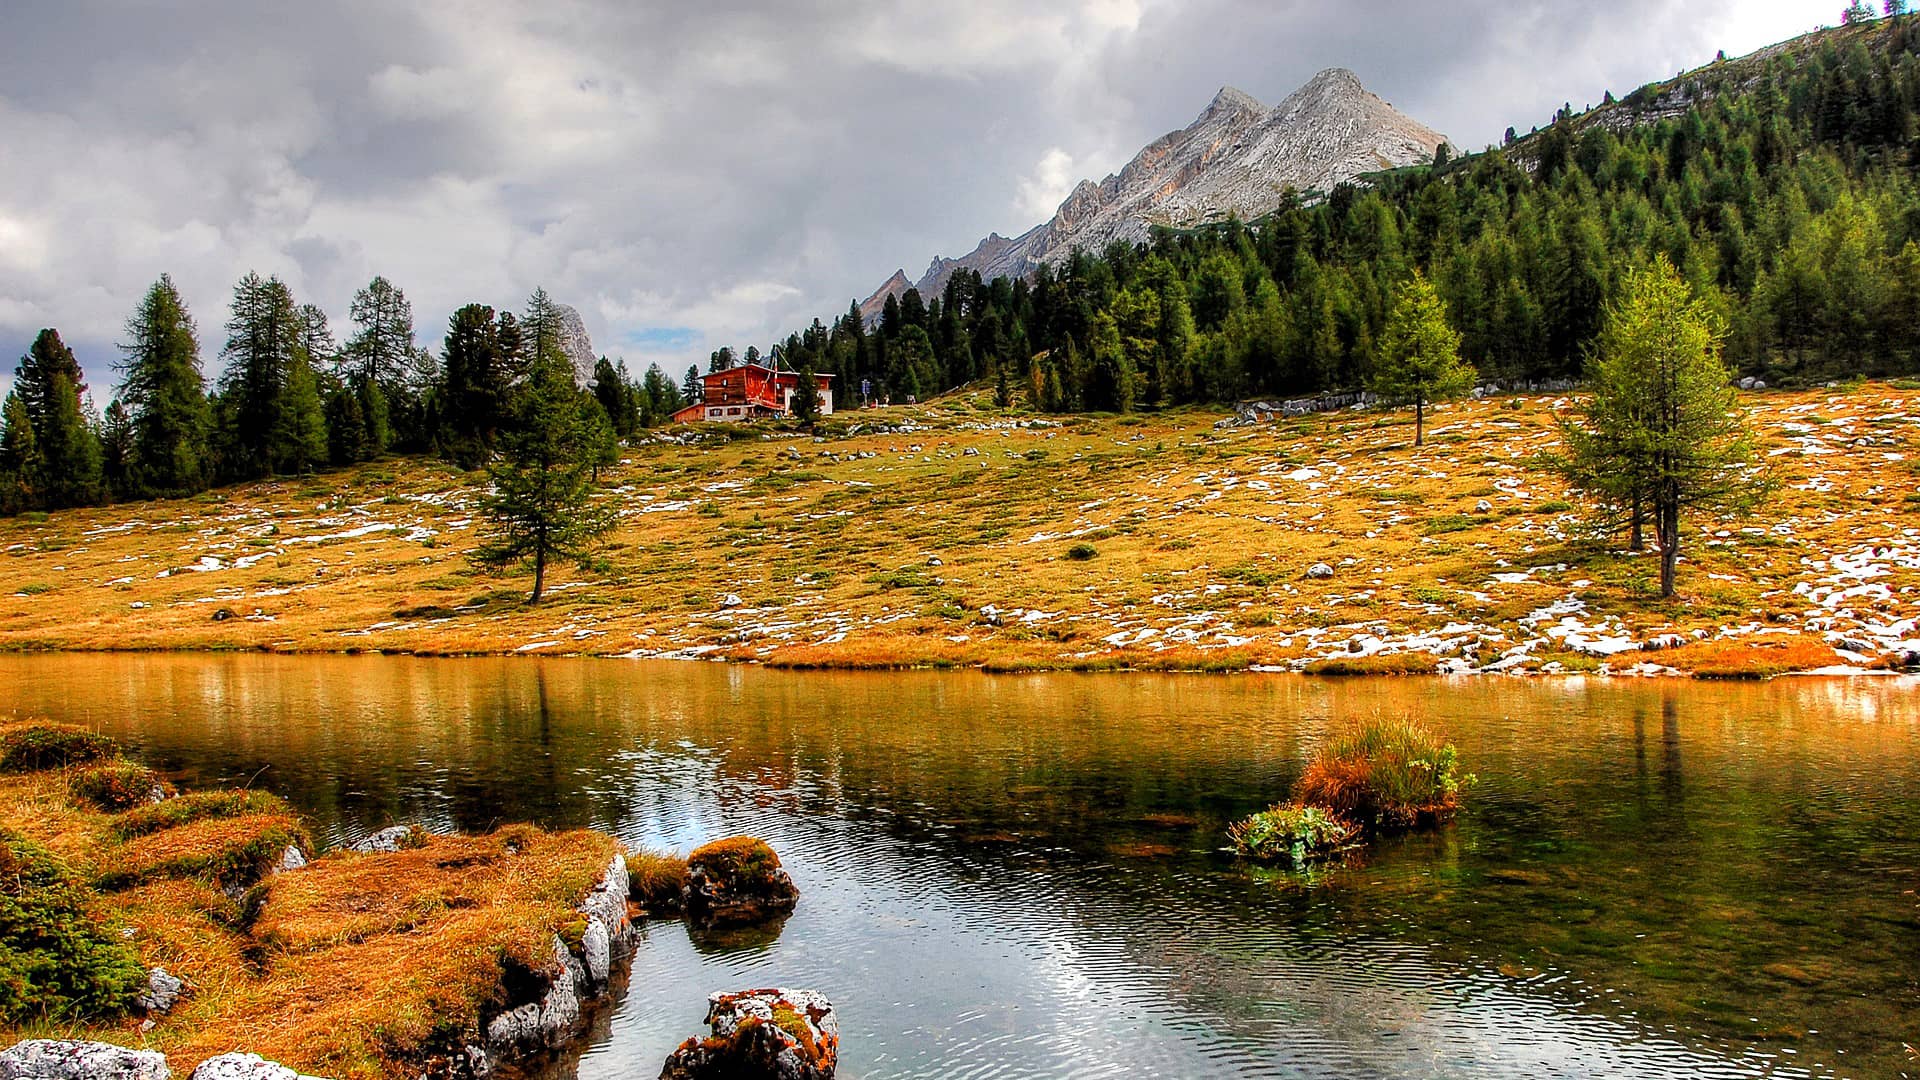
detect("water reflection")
(1, 656), (1915, 1078)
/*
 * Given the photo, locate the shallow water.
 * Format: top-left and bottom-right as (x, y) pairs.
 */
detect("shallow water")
(1, 655), (1916, 1078)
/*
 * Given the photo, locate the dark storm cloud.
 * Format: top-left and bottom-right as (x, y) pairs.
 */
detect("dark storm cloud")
(0, 0), (1819, 396)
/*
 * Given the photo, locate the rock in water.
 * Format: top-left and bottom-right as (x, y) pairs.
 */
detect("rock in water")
(683, 837), (799, 927)
(0, 1041), (170, 1080)
(553, 304), (597, 385)
(659, 989), (838, 1080)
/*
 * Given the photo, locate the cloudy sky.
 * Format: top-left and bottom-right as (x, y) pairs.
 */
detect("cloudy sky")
(0, 0), (1830, 397)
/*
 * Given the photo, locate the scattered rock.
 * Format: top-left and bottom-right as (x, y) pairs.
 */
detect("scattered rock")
(188, 1054), (322, 1080)
(1474, 500), (1493, 513)
(684, 837), (799, 927)
(210, 608), (236, 622)
(137, 967), (185, 1015)
(0, 1041), (169, 1080)
(349, 824), (428, 853)
(659, 988), (838, 1080)
(1306, 563), (1335, 580)
(721, 594), (744, 608)
(274, 845), (307, 873)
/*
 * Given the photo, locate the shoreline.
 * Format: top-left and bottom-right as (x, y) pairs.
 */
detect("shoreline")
(0, 642), (1913, 681)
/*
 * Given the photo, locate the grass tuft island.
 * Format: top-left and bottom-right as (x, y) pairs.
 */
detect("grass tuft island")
(0, 718), (793, 1080)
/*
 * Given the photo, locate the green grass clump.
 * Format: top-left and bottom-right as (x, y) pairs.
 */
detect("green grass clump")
(1227, 804), (1359, 866)
(0, 722), (118, 774)
(68, 761), (171, 811)
(0, 828), (146, 1023)
(628, 848), (690, 911)
(1296, 719), (1473, 829)
(113, 789), (292, 838)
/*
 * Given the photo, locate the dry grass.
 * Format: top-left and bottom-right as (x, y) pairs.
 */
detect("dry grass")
(1656, 635), (1844, 679)
(1304, 653), (1442, 676)
(1294, 719), (1471, 828)
(0, 384), (1916, 676)
(0, 720), (628, 1080)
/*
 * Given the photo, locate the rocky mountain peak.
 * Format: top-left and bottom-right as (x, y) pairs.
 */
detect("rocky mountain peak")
(865, 68), (1446, 313)
(1203, 85), (1265, 120)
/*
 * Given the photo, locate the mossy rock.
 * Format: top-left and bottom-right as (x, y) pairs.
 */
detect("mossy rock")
(68, 761), (172, 811)
(0, 722), (118, 774)
(114, 789), (292, 839)
(684, 837), (798, 927)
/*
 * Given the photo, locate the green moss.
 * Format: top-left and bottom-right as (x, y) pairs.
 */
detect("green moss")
(0, 723), (118, 773)
(114, 789), (292, 838)
(0, 828), (146, 1023)
(68, 761), (170, 811)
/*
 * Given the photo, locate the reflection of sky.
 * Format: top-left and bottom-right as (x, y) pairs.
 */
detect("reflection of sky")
(576, 738), (1816, 1080)
(2, 655), (1910, 1078)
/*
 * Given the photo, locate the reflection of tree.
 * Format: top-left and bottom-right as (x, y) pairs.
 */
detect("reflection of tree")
(1661, 695), (1683, 809)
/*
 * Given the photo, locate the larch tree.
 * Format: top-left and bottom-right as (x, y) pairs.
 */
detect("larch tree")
(1553, 257), (1769, 598)
(1370, 271), (1473, 447)
(471, 330), (616, 602)
(116, 275), (210, 496)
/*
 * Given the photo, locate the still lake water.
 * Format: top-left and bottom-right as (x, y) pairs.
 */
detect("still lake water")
(0, 655), (1915, 1079)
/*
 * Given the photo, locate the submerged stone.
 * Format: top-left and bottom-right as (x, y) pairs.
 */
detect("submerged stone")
(659, 989), (837, 1080)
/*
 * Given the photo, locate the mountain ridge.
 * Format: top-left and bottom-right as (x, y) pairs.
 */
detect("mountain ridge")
(860, 67), (1446, 320)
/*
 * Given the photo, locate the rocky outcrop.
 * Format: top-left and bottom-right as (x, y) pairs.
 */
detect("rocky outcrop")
(553, 304), (598, 386)
(659, 989), (838, 1080)
(683, 838), (799, 927)
(465, 851), (636, 1073)
(870, 69), (1446, 310)
(0, 1042), (170, 1080)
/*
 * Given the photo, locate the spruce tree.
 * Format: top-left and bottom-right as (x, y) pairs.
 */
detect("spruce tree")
(0, 393), (40, 514)
(472, 336), (616, 602)
(36, 372), (104, 508)
(438, 304), (507, 467)
(100, 401), (134, 497)
(117, 275), (210, 495)
(14, 329), (85, 432)
(218, 273), (303, 479)
(1371, 271), (1474, 447)
(789, 364), (821, 423)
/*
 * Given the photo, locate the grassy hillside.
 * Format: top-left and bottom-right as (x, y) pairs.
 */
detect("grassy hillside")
(3, 385), (1917, 677)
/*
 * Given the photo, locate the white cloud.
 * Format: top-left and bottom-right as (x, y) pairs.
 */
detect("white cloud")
(1017, 148), (1080, 221)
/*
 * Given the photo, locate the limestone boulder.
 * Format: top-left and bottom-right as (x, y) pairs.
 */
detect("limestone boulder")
(0, 1041), (169, 1080)
(659, 989), (837, 1080)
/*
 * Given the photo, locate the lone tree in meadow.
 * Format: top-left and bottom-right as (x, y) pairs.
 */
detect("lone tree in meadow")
(1553, 257), (1768, 598)
(1371, 272), (1473, 447)
(789, 363), (822, 424)
(472, 327), (616, 602)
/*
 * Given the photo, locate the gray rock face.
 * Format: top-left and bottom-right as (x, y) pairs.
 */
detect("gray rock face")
(553, 304), (598, 385)
(274, 845), (306, 873)
(186, 1055), (321, 1080)
(137, 967), (185, 1015)
(867, 69), (1446, 310)
(0, 1041), (169, 1080)
(473, 852), (636, 1068)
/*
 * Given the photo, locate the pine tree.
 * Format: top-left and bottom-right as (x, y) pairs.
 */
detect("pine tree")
(218, 273), (304, 479)
(100, 401), (134, 497)
(789, 364), (822, 423)
(14, 329), (85, 432)
(36, 372), (104, 508)
(472, 338), (617, 602)
(273, 349), (328, 474)
(346, 276), (416, 392)
(437, 304), (509, 467)
(1554, 257), (1769, 598)
(117, 275), (210, 496)
(0, 393), (40, 515)
(1370, 272), (1474, 447)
